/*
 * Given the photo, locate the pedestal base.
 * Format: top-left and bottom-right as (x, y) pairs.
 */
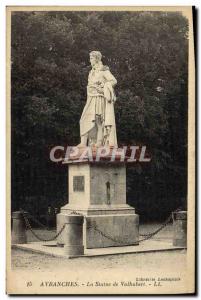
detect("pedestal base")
(57, 159), (139, 249)
(85, 213), (139, 248)
(57, 212), (139, 249)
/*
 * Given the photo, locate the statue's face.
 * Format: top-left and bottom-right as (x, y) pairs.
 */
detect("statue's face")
(90, 56), (98, 67)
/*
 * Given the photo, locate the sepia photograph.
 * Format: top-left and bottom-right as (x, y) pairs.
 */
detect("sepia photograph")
(6, 6), (195, 295)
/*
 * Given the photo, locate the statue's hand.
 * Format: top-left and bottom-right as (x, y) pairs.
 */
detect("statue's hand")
(96, 81), (104, 88)
(96, 87), (104, 93)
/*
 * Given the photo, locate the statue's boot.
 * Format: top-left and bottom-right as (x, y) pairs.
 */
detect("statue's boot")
(77, 134), (88, 147)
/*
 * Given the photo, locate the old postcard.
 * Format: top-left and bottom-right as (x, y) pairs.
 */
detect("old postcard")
(6, 6), (195, 295)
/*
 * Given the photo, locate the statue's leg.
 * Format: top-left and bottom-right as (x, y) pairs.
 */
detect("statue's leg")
(103, 125), (112, 146)
(88, 126), (97, 146)
(77, 134), (88, 147)
(96, 115), (103, 147)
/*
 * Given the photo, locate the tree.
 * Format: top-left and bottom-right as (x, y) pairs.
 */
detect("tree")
(11, 11), (188, 220)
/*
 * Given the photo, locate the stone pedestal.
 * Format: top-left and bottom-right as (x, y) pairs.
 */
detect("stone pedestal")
(172, 211), (187, 248)
(62, 215), (84, 257)
(57, 154), (139, 249)
(86, 214), (139, 248)
(12, 211), (27, 244)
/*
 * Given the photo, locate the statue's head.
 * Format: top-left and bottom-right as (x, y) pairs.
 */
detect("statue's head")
(89, 51), (102, 66)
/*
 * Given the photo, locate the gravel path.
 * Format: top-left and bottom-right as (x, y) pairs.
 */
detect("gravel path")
(12, 248), (186, 273)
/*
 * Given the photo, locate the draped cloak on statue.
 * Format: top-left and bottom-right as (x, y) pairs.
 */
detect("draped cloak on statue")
(79, 63), (117, 147)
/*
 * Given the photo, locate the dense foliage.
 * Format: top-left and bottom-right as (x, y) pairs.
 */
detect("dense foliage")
(11, 11), (188, 220)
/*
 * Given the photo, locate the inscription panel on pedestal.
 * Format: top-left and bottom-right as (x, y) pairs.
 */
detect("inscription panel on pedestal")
(73, 176), (85, 192)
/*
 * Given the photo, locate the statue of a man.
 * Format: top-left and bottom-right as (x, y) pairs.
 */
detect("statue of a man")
(78, 51), (117, 147)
